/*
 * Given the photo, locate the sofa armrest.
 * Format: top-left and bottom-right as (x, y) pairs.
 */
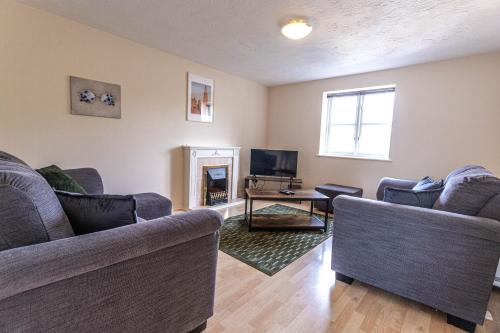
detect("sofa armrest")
(376, 177), (418, 200)
(63, 168), (104, 194)
(133, 192), (172, 220)
(331, 195), (500, 324)
(0, 209), (222, 301)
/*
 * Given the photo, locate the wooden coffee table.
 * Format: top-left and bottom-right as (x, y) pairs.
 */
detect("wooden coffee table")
(244, 188), (330, 232)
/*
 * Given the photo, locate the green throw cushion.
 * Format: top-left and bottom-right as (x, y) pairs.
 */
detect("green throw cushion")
(36, 165), (88, 194)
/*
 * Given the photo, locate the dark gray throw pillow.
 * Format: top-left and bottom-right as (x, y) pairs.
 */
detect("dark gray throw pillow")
(55, 191), (137, 235)
(412, 176), (444, 191)
(383, 187), (443, 209)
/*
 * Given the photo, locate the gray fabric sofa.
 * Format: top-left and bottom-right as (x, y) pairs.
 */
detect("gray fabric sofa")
(0, 151), (222, 333)
(332, 166), (500, 333)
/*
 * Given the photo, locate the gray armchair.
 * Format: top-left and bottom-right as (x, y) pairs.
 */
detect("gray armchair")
(0, 151), (221, 333)
(332, 167), (500, 333)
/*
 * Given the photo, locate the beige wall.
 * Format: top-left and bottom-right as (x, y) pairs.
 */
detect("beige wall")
(3, 0), (500, 207)
(0, 0), (268, 209)
(268, 53), (500, 198)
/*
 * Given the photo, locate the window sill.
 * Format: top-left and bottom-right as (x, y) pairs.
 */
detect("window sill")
(316, 153), (392, 162)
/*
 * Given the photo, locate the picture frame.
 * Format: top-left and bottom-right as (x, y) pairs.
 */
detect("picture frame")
(187, 73), (214, 123)
(70, 76), (121, 119)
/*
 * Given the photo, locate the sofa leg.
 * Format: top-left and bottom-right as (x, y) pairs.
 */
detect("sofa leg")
(335, 272), (354, 285)
(189, 321), (207, 333)
(447, 314), (476, 333)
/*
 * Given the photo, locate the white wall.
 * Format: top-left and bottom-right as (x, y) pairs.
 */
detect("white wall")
(268, 53), (500, 198)
(0, 0), (268, 209)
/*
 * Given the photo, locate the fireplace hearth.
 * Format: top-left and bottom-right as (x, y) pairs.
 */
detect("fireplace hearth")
(204, 165), (228, 206)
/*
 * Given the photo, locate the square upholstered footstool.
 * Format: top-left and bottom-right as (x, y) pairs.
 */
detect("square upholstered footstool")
(314, 184), (363, 213)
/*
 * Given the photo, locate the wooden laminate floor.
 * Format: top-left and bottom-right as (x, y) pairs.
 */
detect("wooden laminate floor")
(205, 201), (500, 333)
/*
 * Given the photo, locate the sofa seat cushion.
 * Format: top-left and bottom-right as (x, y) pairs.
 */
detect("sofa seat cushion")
(56, 191), (138, 235)
(433, 166), (500, 216)
(0, 158), (74, 249)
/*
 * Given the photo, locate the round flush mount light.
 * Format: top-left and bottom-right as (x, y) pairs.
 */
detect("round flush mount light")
(281, 18), (312, 40)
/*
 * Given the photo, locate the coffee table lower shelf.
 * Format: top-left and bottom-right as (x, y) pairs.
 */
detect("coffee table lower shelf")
(247, 214), (325, 231)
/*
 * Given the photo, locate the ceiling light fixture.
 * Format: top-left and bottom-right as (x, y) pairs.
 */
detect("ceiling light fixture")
(281, 18), (312, 40)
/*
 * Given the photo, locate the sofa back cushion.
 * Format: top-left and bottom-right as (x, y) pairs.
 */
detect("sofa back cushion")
(63, 168), (104, 194)
(0, 151), (29, 166)
(444, 165), (491, 182)
(384, 187), (443, 209)
(0, 185), (50, 251)
(0, 153), (74, 250)
(433, 165), (500, 216)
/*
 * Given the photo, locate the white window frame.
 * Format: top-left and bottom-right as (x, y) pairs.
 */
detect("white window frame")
(318, 85), (396, 161)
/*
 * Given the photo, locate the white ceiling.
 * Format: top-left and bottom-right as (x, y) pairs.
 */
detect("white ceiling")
(17, 0), (500, 86)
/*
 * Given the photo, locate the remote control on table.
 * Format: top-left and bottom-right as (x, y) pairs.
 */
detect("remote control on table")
(279, 189), (295, 195)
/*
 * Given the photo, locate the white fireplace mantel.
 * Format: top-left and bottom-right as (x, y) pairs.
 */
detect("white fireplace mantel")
(183, 145), (241, 209)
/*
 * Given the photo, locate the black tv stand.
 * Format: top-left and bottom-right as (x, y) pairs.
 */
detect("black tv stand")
(244, 175), (302, 190)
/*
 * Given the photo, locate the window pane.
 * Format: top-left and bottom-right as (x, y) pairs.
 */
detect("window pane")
(327, 125), (355, 153)
(362, 92), (395, 124)
(329, 96), (358, 125)
(358, 124), (391, 156)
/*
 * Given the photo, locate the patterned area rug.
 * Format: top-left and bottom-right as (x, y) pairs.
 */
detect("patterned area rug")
(219, 204), (333, 276)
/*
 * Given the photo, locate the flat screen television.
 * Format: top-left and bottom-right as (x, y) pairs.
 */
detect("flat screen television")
(250, 149), (298, 178)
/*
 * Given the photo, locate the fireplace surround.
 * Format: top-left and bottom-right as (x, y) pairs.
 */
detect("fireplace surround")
(183, 145), (240, 209)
